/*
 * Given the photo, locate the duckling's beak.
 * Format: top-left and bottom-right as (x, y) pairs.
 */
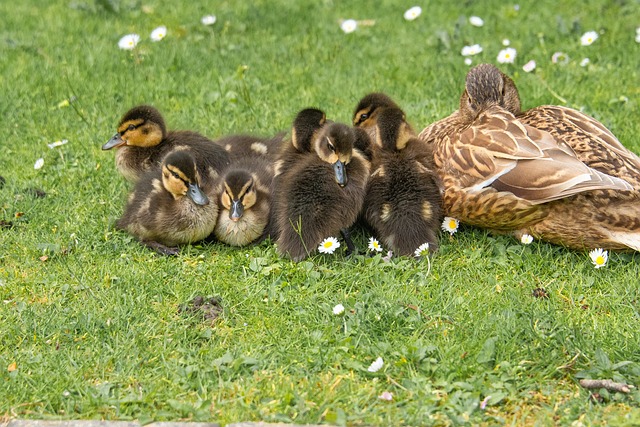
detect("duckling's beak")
(333, 160), (347, 187)
(102, 133), (126, 150)
(187, 183), (209, 206)
(230, 200), (244, 222)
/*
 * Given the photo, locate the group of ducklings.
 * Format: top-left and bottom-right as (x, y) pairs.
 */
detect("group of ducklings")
(103, 63), (640, 259)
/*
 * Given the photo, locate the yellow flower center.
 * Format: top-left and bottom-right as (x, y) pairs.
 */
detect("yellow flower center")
(448, 220), (456, 229)
(596, 256), (604, 265)
(323, 241), (333, 248)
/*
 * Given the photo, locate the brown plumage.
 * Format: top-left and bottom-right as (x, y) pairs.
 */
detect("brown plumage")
(363, 107), (442, 255)
(353, 92), (401, 143)
(214, 133), (285, 161)
(273, 120), (371, 261)
(116, 150), (218, 255)
(418, 63), (640, 251)
(103, 105), (230, 184)
(214, 156), (275, 246)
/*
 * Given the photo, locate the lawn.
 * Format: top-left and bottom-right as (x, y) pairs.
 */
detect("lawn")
(2, 0), (640, 425)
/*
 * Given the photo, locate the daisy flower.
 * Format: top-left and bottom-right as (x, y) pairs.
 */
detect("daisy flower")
(520, 233), (534, 244)
(332, 303), (345, 315)
(522, 60), (536, 73)
(340, 19), (357, 33)
(404, 6), (422, 21)
(382, 251), (393, 263)
(150, 26), (167, 42)
(368, 237), (383, 252)
(47, 139), (68, 149)
(378, 391), (393, 401)
(461, 44), (483, 56)
(367, 357), (384, 373)
(318, 237), (340, 254)
(201, 15), (217, 26)
(414, 243), (430, 258)
(441, 217), (459, 235)
(589, 248), (608, 269)
(502, 39), (510, 46)
(118, 34), (140, 50)
(636, 33), (640, 43)
(551, 51), (569, 64)
(34, 158), (44, 170)
(497, 47), (517, 64)
(469, 16), (484, 27)
(464, 58), (473, 66)
(580, 58), (590, 67)
(580, 31), (598, 46)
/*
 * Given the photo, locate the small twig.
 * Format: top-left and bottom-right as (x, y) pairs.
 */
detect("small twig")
(579, 379), (634, 393)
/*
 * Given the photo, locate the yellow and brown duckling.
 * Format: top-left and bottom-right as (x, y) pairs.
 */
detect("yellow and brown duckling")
(213, 156), (275, 246)
(103, 105), (230, 184)
(116, 150), (218, 255)
(353, 92), (401, 141)
(273, 120), (371, 261)
(418, 63), (639, 251)
(363, 107), (442, 255)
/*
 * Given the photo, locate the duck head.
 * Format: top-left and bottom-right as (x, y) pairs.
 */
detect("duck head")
(374, 107), (414, 152)
(161, 151), (209, 205)
(220, 170), (258, 222)
(459, 64), (522, 122)
(313, 123), (356, 187)
(352, 92), (400, 139)
(291, 108), (327, 152)
(103, 105), (167, 150)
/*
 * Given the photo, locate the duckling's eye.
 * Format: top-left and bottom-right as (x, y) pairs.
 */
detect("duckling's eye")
(171, 171), (180, 179)
(359, 113), (368, 122)
(326, 138), (336, 152)
(127, 124), (136, 131)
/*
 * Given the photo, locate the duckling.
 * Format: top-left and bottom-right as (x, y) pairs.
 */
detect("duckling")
(273, 121), (371, 261)
(418, 63), (639, 251)
(214, 132), (285, 161)
(213, 156), (275, 246)
(352, 92), (401, 141)
(273, 108), (328, 177)
(103, 105), (230, 184)
(364, 107), (442, 255)
(116, 150), (218, 255)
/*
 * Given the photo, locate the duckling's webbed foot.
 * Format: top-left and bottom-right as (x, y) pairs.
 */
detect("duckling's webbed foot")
(340, 227), (357, 257)
(143, 240), (180, 256)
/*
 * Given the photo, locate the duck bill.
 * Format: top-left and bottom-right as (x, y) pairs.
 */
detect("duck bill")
(230, 200), (244, 222)
(187, 183), (209, 206)
(333, 160), (347, 187)
(102, 133), (126, 150)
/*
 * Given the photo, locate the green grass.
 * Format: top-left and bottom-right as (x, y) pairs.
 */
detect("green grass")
(2, 0), (640, 425)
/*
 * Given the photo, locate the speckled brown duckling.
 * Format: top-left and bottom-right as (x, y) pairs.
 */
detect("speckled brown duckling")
(103, 105), (230, 184)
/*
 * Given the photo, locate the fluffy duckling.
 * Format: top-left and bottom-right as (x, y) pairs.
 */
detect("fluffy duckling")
(364, 107), (442, 255)
(116, 150), (218, 255)
(103, 105), (230, 184)
(273, 121), (371, 261)
(214, 133), (285, 161)
(418, 63), (638, 251)
(213, 156), (275, 246)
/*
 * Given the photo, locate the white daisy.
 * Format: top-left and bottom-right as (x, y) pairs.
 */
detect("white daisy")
(318, 237), (340, 254)
(464, 58), (473, 66)
(469, 16), (484, 27)
(332, 303), (345, 315)
(502, 39), (510, 46)
(47, 139), (68, 149)
(118, 34), (140, 50)
(150, 26), (167, 42)
(414, 243), (430, 258)
(367, 356), (384, 372)
(636, 33), (640, 43)
(404, 6), (422, 21)
(201, 15), (217, 26)
(580, 58), (590, 67)
(340, 19), (357, 33)
(497, 47), (517, 64)
(580, 30), (598, 46)
(368, 237), (383, 252)
(551, 51), (569, 64)
(522, 60), (536, 73)
(589, 248), (608, 269)
(378, 391), (393, 401)
(441, 217), (459, 235)
(34, 158), (44, 170)
(520, 234), (534, 244)
(461, 44), (483, 56)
